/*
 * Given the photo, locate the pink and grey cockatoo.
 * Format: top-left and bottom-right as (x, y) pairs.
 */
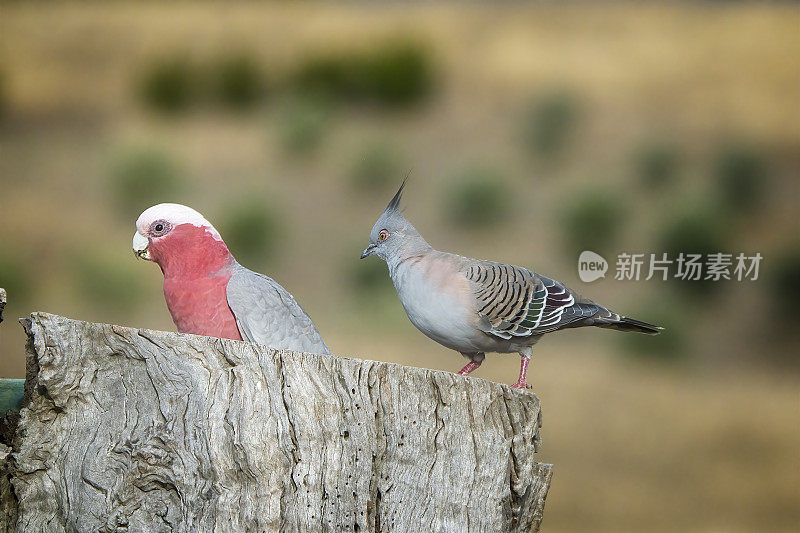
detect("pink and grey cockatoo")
(133, 203), (331, 355)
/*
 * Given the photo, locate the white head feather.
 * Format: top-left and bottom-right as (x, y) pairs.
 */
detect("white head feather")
(135, 203), (222, 241)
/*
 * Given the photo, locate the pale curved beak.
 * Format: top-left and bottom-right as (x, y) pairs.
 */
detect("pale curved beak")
(360, 244), (376, 259)
(132, 231), (151, 261)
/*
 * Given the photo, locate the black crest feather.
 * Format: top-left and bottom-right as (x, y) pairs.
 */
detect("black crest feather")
(385, 177), (408, 213)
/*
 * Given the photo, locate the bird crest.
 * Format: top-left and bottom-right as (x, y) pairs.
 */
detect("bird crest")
(384, 176), (408, 215)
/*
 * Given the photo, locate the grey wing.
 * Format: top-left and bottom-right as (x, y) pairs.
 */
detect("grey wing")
(525, 275), (616, 334)
(226, 266), (332, 355)
(464, 261), (611, 340)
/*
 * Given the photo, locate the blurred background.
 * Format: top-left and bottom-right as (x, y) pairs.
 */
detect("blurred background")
(0, 2), (798, 531)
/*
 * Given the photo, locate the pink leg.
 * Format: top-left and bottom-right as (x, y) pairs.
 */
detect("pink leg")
(511, 355), (530, 389)
(457, 360), (482, 376)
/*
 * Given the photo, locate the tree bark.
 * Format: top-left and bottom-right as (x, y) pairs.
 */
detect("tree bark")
(3, 313), (552, 532)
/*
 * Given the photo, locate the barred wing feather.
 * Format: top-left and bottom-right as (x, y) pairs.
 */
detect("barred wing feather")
(465, 261), (600, 339)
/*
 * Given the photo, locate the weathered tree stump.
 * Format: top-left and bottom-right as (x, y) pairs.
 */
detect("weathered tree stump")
(1, 313), (552, 532)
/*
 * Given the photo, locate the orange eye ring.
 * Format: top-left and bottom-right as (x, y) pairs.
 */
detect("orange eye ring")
(378, 230), (389, 241)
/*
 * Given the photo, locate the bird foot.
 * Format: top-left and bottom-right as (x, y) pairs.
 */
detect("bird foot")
(511, 381), (531, 390)
(457, 360), (482, 376)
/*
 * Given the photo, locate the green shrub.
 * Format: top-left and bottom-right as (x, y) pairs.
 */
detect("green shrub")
(763, 245), (800, 366)
(221, 199), (281, 267)
(292, 55), (350, 100)
(350, 141), (404, 192)
(354, 41), (433, 106)
(659, 208), (727, 259)
(767, 245), (800, 321)
(445, 166), (510, 229)
(657, 206), (729, 297)
(635, 140), (680, 189)
(138, 54), (196, 113)
(713, 142), (767, 214)
(521, 90), (581, 159)
(277, 96), (331, 155)
(292, 40), (434, 106)
(559, 190), (626, 257)
(110, 146), (183, 218)
(212, 53), (265, 110)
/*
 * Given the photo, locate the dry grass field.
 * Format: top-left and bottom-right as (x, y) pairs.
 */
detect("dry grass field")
(1, 2), (798, 531)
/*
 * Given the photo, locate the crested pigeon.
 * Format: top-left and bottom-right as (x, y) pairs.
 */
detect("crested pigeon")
(360, 182), (662, 389)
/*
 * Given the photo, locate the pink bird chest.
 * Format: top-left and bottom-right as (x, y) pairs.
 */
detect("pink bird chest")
(147, 222), (243, 341)
(163, 274), (242, 341)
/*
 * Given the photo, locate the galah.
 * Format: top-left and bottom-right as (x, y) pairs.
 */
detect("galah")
(360, 182), (661, 389)
(133, 203), (331, 355)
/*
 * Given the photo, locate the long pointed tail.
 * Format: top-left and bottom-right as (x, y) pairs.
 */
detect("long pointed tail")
(598, 316), (663, 335)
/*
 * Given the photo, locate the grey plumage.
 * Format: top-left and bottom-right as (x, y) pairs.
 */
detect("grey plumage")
(361, 181), (662, 389)
(226, 264), (332, 355)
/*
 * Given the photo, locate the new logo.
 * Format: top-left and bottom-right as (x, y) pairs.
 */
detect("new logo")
(578, 250), (608, 282)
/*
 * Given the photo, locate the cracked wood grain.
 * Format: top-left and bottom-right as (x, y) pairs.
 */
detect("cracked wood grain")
(0, 443), (15, 533)
(4, 313), (552, 532)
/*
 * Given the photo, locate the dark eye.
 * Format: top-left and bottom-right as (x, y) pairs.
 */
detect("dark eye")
(379, 229), (389, 241)
(150, 220), (170, 236)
